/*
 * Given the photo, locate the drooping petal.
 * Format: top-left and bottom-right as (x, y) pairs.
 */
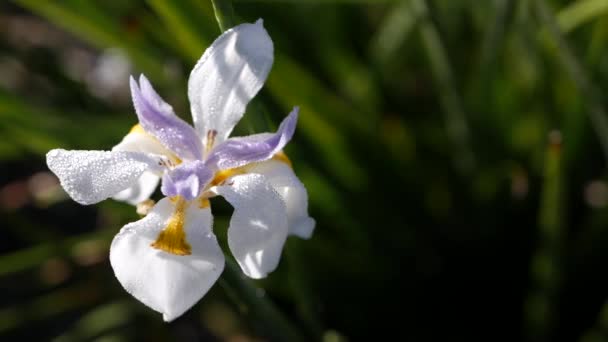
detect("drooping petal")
(211, 173), (288, 279)
(205, 108), (298, 170)
(46, 149), (163, 205)
(131, 75), (203, 160)
(110, 197), (224, 322)
(245, 160), (315, 239)
(161, 160), (213, 200)
(188, 19), (274, 148)
(112, 171), (160, 205)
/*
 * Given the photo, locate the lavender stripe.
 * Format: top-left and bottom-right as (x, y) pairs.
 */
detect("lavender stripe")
(205, 107), (298, 170)
(130, 75), (203, 160)
(160, 160), (213, 200)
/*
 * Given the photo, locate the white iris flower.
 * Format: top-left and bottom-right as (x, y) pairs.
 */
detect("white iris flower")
(46, 19), (314, 321)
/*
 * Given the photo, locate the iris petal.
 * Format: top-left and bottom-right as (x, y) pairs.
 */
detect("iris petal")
(188, 19), (274, 148)
(131, 75), (203, 160)
(205, 107), (298, 170)
(110, 197), (224, 322)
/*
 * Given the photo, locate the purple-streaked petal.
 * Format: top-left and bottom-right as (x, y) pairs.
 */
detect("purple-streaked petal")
(161, 160), (213, 200)
(131, 75), (203, 160)
(204, 107), (298, 170)
(188, 19), (274, 148)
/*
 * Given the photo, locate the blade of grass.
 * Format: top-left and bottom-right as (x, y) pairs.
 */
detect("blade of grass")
(479, 0), (516, 79)
(0, 230), (114, 277)
(578, 300), (608, 342)
(13, 0), (167, 82)
(410, 0), (476, 174)
(370, 0), (418, 69)
(556, 0), (608, 33)
(0, 91), (130, 154)
(219, 259), (305, 342)
(54, 301), (133, 342)
(534, 0), (608, 162)
(146, 0), (210, 62)
(525, 131), (565, 342)
(0, 281), (109, 333)
(211, 0), (237, 32)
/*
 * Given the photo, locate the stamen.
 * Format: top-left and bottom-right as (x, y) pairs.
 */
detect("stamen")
(206, 130), (218, 155)
(150, 196), (192, 256)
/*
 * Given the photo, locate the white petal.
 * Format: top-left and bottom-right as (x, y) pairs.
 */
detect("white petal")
(188, 19), (274, 147)
(212, 173), (288, 279)
(110, 197), (224, 322)
(46, 149), (162, 205)
(111, 171), (160, 205)
(246, 160), (315, 239)
(111, 127), (169, 205)
(112, 125), (174, 157)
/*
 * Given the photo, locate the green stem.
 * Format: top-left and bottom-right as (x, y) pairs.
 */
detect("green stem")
(209, 2), (305, 340)
(210, 0), (236, 32)
(219, 259), (304, 342)
(525, 131), (565, 342)
(479, 0), (516, 81)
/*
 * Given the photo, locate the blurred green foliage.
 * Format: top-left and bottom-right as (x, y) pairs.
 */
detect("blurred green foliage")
(2, 0), (608, 341)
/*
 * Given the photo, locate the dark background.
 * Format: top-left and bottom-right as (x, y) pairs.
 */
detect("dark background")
(2, 0), (608, 341)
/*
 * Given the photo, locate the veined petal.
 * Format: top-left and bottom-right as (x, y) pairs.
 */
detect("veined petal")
(212, 173), (288, 279)
(188, 19), (274, 148)
(246, 160), (315, 239)
(205, 107), (298, 170)
(110, 197), (224, 322)
(131, 75), (203, 160)
(46, 149), (162, 205)
(161, 160), (213, 201)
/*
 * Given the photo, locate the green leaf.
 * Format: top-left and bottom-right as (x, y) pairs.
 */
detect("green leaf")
(556, 0), (608, 33)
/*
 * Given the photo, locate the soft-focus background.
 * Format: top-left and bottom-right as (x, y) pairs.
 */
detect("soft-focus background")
(2, 0), (608, 341)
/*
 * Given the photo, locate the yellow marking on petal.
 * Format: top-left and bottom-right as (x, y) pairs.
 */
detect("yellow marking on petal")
(129, 124), (146, 134)
(210, 168), (245, 186)
(272, 151), (293, 168)
(199, 198), (210, 209)
(150, 196), (191, 256)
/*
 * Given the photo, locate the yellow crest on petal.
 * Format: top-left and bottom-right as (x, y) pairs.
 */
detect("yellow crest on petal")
(129, 124), (146, 134)
(271, 150), (292, 168)
(150, 196), (192, 256)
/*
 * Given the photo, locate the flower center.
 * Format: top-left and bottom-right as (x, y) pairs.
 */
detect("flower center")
(150, 196), (192, 255)
(207, 151), (293, 187)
